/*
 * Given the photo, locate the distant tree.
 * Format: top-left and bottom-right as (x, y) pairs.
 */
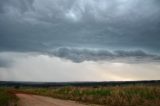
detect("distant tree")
(14, 85), (20, 89)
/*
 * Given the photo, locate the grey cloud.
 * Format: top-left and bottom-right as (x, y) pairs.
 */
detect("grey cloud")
(0, 0), (9, 13)
(0, 0), (160, 59)
(0, 0), (34, 14)
(50, 48), (160, 63)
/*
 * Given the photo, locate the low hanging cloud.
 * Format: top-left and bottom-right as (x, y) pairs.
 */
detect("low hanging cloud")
(51, 47), (160, 63)
(0, 57), (12, 68)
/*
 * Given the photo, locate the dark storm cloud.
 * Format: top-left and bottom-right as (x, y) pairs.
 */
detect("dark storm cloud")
(51, 47), (160, 63)
(0, 0), (160, 62)
(0, 0), (34, 13)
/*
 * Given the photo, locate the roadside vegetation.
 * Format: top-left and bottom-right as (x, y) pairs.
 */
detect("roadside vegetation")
(17, 85), (160, 106)
(0, 88), (18, 106)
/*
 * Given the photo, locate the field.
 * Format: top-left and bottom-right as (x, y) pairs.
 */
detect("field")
(0, 81), (160, 106)
(0, 88), (18, 106)
(16, 85), (160, 106)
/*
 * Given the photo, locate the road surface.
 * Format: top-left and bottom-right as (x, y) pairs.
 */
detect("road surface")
(16, 93), (92, 106)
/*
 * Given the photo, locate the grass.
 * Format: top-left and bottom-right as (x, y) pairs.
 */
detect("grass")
(17, 85), (160, 106)
(0, 88), (18, 106)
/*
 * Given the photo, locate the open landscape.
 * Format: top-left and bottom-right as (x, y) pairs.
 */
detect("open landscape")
(0, 81), (160, 106)
(0, 0), (160, 106)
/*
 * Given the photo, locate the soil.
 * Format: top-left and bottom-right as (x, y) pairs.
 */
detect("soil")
(16, 93), (90, 106)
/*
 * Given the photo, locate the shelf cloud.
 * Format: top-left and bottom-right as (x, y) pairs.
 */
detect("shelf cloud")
(51, 48), (160, 63)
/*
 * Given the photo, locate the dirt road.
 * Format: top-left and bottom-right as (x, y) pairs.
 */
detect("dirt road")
(16, 93), (91, 106)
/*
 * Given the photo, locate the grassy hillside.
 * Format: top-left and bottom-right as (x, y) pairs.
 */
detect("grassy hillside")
(0, 88), (18, 106)
(17, 85), (160, 106)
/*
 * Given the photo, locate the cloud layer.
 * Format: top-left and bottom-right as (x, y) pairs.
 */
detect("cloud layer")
(0, 0), (160, 54)
(0, 48), (160, 68)
(0, 0), (160, 66)
(51, 48), (160, 63)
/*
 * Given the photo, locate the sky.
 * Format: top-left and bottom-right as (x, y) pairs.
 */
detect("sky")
(0, 0), (160, 82)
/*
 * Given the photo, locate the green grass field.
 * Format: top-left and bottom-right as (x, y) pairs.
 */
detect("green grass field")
(17, 85), (160, 106)
(0, 88), (18, 106)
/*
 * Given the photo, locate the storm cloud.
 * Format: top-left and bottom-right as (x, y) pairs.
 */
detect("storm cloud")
(51, 47), (160, 63)
(0, 0), (160, 54)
